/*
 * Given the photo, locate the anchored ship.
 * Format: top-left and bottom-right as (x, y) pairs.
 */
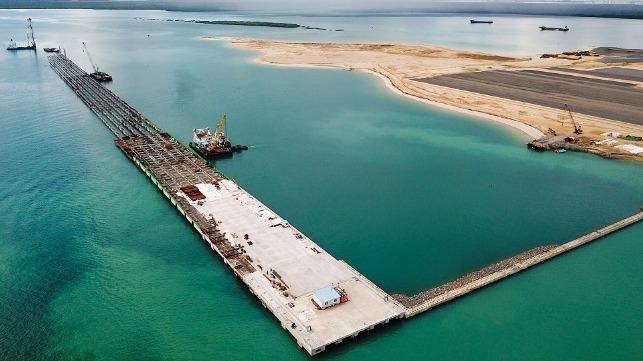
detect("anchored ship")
(539, 25), (569, 31)
(6, 18), (36, 51)
(470, 19), (493, 24)
(189, 114), (248, 158)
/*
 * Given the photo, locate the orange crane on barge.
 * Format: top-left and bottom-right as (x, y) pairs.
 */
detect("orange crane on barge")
(190, 114), (248, 158)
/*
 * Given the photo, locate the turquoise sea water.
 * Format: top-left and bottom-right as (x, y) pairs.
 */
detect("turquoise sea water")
(1, 10), (642, 360)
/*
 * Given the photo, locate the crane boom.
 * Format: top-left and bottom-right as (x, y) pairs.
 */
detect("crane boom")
(564, 103), (582, 134)
(81, 42), (100, 73)
(25, 18), (35, 47)
(215, 113), (227, 139)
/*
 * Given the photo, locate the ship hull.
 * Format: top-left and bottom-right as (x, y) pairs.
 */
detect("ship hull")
(189, 142), (233, 158)
(90, 72), (112, 82)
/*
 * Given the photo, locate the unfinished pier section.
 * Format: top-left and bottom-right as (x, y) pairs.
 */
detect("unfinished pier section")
(48, 54), (404, 355)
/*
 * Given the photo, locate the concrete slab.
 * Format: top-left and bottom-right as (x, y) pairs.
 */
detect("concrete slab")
(178, 180), (404, 355)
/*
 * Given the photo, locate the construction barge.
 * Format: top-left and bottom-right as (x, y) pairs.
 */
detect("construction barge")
(6, 18), (36, 51)
(48, 52), (643, 354)
(190, 114), (248, 158)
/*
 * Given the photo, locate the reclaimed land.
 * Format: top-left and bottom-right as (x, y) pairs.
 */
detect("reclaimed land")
(417, 69), (643, 125)
(551, 66), (643, 82)
(216, 37), (643, 163)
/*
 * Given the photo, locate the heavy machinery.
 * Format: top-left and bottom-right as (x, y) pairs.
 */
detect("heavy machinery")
(6, 18), (36, 51)
(81, 42), (112, 82)
(564, 103), (582, 134)
(189, 114), (248, 158)
(214, 113), (229, 146)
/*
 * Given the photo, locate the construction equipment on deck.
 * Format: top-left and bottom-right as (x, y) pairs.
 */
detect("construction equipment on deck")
(564, 103), (583, 134)
(189, 114), (248, 158)
(214, 113), (228, 144)
(81, 42), (112, 82)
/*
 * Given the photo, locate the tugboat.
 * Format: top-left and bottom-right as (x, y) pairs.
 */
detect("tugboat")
(189, 114), (248, 158)
(539, 25), (569, 31)
(6, 18), (36, 51)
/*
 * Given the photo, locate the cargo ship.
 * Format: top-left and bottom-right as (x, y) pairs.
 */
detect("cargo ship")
(539, 26), (569, 31)
(470, 19), (493, 24)
(6, 18), (36, 51)
(189, 114), (248, 158)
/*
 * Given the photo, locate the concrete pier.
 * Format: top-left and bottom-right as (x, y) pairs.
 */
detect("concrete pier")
(49, 54), (404, 355)
(49, 52), (642, 354)
(395, 209), (643, 317)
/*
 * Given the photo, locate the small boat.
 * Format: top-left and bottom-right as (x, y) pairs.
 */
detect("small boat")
(470, 19), (493, 24)
(554, 149), (567, 153)
(539, 26), (569, 32)
(90, 71), (112, 82)
(43, 47), (60, 53)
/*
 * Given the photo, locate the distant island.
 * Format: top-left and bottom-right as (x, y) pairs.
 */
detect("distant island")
(137, 18), (338, 31)
(156, 18), (301, 29)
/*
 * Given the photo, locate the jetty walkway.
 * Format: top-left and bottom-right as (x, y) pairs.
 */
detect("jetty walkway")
(49, 52), (642, 354)
(395, 209), (643, 317)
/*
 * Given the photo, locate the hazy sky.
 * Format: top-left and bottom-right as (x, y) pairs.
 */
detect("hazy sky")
(151, 0), (643, 11)
(6, 0), (641, 13)
(160, 0), (452, 11)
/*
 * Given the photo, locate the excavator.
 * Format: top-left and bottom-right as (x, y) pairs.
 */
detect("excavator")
(564, 103), (582, 135)
(82, 42), (112, 82)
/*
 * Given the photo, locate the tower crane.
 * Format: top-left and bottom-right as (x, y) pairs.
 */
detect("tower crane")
(26, 18), (36, 48)
(81, 42), (112, 82)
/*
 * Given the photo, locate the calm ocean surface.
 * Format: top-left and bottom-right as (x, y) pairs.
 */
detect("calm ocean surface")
(1, 9), (642, 360)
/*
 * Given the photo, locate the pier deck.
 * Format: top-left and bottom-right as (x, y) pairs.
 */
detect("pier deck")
(48, 54), (404, 355)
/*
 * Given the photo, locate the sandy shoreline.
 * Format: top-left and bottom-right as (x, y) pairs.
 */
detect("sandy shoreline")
(205, 36), (643, 162)
(245, 56), (543, 139)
